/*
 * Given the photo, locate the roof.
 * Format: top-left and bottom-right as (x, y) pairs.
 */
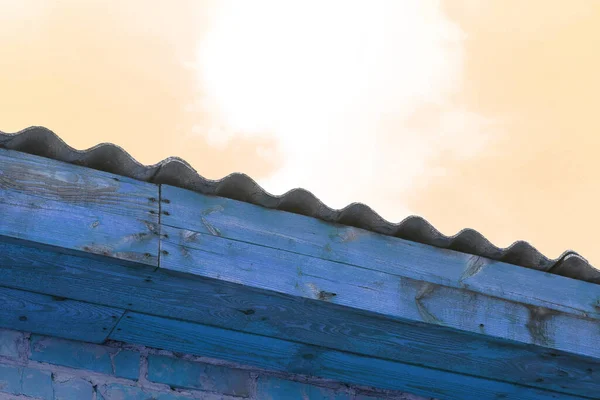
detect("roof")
(1, 126), (598, 284)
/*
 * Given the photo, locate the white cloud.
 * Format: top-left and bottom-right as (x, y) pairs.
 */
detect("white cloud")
(194, 0), (494, 221)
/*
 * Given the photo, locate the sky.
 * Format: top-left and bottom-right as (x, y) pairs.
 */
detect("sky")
(1, 0), (600, 267)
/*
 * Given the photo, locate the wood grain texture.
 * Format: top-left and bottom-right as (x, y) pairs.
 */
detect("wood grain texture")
(1, 151), (599, 399)
(110, 312), (588, 400)
(0, 148), (160, 265)
(160, 226), (600, 361)
(2, 239), (598, 397)
(0, 148), (157, 218)
(161, 185), (600, 320)
(0, 286), (123, 343)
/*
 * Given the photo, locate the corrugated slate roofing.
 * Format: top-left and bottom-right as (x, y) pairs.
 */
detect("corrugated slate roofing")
(1, 126), (598, 284)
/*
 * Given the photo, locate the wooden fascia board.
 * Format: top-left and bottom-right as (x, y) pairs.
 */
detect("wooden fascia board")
(0, 148), (160, 266)
(110, 311), (589, 400)
(1, 148), (599, 399)
(0, 278), (588, 400)
(160, 184), (600, 321)
(2, 237), (599, 398)
(159, 185), (600, 358)
(0, 283), (124, 343)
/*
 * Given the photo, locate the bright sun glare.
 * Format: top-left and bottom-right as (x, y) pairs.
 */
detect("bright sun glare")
(197, 0), (476, 218)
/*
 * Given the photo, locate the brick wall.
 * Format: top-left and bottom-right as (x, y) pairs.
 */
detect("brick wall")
(0, 329), (429, 400)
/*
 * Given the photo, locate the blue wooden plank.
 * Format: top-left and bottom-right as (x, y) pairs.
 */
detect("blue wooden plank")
(110, 312), (587, 400)
(0, 148), (158, 219)
(2, 239), (598, 397)
(160, 226), (600, 361)
(160, 185), (600, 320)
(0, 286), (124, 343)
(0, 149), (160, 265)
(0, 150), (597, 400)
(0, 204), (158, 265)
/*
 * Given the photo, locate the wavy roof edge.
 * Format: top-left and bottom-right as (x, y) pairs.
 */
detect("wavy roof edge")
(1, 126), (598, 284)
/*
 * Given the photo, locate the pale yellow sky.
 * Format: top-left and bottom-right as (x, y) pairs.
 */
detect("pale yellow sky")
(1, 0), (599, 267)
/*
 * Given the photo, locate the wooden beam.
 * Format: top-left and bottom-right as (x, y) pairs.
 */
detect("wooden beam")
(160, 226), (600, 360)
(0, 148), (160, 265)
(110, 312), (589, 400)
(160, 185), (600, 320)
(0, 286), (124, 343)
(0, 238), (598, 398)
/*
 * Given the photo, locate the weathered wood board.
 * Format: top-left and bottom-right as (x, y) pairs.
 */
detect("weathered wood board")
(0, 286), (123, 343)
(159, 226), (600, 361)
(110, 312), (588, 400)
(160, 185), (600, 320)
(0, 148), (160, 265)
(2, 149), (600, 400)
(0, 239), (598, 398)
